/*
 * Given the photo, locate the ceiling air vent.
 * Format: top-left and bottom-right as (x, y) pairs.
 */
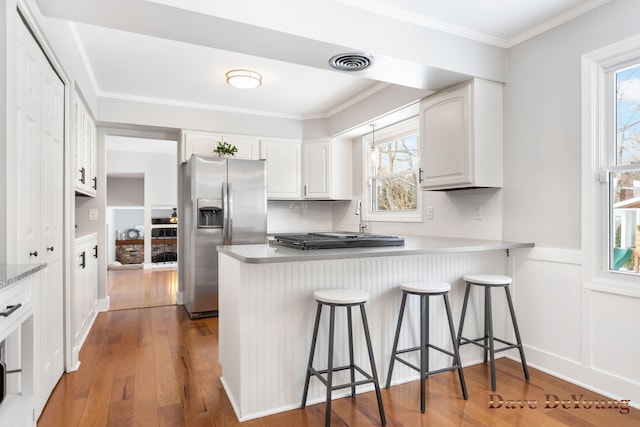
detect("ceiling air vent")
(329, 53), (374, 72)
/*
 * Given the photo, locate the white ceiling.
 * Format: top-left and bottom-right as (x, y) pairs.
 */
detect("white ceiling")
(34, 0), (609, 120)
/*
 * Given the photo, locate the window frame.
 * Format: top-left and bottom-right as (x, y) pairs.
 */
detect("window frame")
(582, 34), (640, 297)
(363, 116), (422, 223)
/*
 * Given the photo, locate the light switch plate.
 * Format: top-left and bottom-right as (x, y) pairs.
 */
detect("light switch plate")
(426, 206), (433, 220)
(89, 209), (98, 221)
(473, 204), (483, 220)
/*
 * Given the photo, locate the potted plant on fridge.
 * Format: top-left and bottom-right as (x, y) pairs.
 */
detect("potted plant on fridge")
(213, 139), (238, 157)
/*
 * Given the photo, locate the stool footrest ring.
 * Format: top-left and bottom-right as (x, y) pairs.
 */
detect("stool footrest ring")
(459, 336), (522, 354)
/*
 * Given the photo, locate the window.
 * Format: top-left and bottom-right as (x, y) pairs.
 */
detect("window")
(609, 65), (640, 273)
(364, 116), (421, 222)
(583, 35), (640, 295)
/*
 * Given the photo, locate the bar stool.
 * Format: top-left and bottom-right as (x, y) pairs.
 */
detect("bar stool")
(385, 281), (468, 413)
(301, 288), (386, 427)
(457, 274), (529, 391)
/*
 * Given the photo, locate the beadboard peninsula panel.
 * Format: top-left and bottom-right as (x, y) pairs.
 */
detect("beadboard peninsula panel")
(219, 250), (509, 421)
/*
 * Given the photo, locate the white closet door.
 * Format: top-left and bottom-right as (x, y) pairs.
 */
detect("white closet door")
(15, 14), (42, 263)
(38, 44), (65, 415)
(16, 15), (65, 417)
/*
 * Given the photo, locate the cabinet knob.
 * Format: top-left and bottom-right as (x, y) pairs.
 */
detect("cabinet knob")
(47, 246), (54, 252)
(29, 251), (38, 257)
(92, 176), (97, 190)
(79, 166), (86, 184)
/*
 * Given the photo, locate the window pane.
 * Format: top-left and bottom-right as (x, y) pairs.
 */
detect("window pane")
(609, 170), (640, 272)
(376, 134), (419, 174)
(616, 65), (640, 166)
(372, 173), (417, 211)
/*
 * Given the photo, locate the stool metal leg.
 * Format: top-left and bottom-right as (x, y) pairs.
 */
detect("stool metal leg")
(360, 304), (386, 426)
(347, 305), (356, 397)
(302, 302), (323, 407)
(457, 282), (471, 346)
(504, 287), (530, 381)
(443, 293), (468, 400)
(483, 287), (490, 364)
(324, 305), (336, 427)
(386, 291), (408, 388)
(485, 286), (497, 391)
(420, 294), (427, 413)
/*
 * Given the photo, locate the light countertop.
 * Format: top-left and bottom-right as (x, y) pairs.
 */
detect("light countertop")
(218, 235), (535, 264)
(0, 263), (46, 290)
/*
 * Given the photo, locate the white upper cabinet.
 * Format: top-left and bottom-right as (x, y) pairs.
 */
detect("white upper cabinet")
(260, 139), (302, 199)
(180, 130), (260, 162)
(302, 138), (352, 200)
(74, 97), (97, 196)
(420, 78), (503, 190)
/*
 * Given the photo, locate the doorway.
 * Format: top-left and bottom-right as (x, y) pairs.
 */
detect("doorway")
(105, 135), (178, 311)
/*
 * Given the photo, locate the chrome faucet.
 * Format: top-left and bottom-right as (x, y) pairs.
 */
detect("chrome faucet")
(355, 200), (367, 233)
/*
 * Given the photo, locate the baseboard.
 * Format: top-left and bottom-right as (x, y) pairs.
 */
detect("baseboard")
(176, 291), (183, 305)
(512, 346), (640, 410)
(96, 296), (110, 312)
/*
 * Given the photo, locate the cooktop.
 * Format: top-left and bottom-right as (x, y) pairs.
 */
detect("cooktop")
(270, 232), (405, 250)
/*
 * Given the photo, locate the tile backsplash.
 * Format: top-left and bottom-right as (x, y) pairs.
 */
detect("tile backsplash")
(267, 201), (334, 234)
(267, 188), (502, 239)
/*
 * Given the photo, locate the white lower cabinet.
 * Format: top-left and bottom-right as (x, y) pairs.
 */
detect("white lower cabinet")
(0, 273), (36, 427)
(71, 234), (99, 370)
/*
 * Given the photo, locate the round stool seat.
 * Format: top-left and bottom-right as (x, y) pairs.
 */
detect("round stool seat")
(314, 288), (369, 304)
(400, 281), (451, 294)
(463, 274), (512, 286)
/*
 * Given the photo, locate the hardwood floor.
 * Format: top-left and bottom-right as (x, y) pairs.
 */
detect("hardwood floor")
(38, 303), (638, 426)
(107, 267), (177, 311)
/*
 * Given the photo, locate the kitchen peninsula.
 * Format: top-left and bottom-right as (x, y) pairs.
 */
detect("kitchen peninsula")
(217, 236), (534, 421)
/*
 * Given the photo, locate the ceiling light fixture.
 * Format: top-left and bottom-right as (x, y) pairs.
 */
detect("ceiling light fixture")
(226, 69), (262, 89)
(369, 123), (378, 166)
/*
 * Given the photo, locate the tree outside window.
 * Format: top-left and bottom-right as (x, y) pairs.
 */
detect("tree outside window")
(364, 116), (422, 222)
(371, 134), (419, 211)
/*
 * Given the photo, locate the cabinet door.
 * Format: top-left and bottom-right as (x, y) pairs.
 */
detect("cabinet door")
(37, 54), (65, 415)
(72, 246), (87, 347)
(88, 118), (98, 192)
(260, 140), (301, 199)
(16, 15), (66, 419)
(15, 16), (42, 262)
(74, 100), (97, 196)
(227, 135), (260, 160)
(420, 84), (471, 189)
(302, 141), (330, 199)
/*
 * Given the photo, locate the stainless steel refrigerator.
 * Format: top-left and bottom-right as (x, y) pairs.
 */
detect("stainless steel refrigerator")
(180, 155), (267, 318)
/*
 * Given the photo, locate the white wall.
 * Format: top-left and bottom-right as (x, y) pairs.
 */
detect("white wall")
(504, 0), (640, 407)
(107, 177), (144, 207)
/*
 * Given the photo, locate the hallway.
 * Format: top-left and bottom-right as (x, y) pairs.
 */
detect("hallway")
(107, 267), (177, 311)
